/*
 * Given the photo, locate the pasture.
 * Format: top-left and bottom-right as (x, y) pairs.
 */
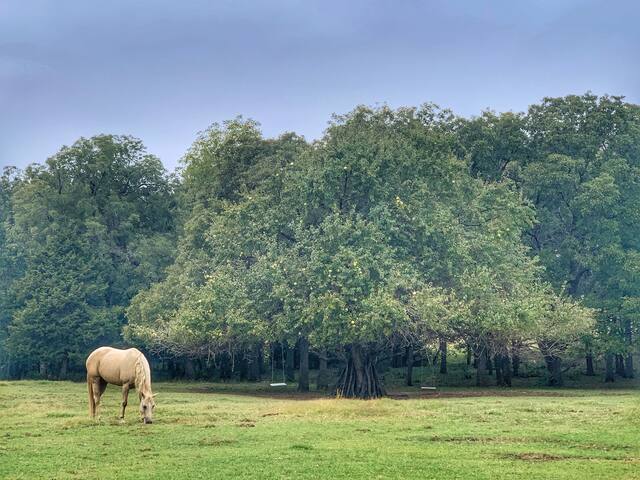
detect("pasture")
(1, 381), (639, 479)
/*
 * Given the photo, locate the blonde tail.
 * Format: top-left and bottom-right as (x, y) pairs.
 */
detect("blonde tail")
(88, 376), (95, 417)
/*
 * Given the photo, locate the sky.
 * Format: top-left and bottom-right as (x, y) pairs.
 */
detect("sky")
(1, 0), (638, 172)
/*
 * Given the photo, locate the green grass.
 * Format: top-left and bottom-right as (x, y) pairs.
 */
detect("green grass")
(1, 381), (639, 479)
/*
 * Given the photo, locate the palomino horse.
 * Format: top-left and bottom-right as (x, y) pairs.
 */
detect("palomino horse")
(86, 347), (156, 423)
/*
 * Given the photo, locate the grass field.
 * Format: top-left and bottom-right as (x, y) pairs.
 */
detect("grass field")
(1, 381), (639, 479)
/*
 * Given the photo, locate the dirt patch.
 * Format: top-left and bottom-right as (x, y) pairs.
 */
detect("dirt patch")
(235, 422), (255, 428)
(405, 434), (534, 445)
(505, 452), (566, 462)
(431, 435), (485, 443)
(388, 389), (582, 400)
(170, 385), (325, 401)
(422, 435), (489, 443)
(199, 438), (238, 446)
(290, 444), (313, 450)
(501, 452), (631, 462)
(157, 383), (627, 401)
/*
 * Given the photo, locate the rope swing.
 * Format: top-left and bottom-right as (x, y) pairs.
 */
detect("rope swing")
(419, 346), (437, 391)
(270, 342), (287, 387)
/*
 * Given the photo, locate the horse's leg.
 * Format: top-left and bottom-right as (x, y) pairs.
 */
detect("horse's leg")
(120, 383), (130, 420)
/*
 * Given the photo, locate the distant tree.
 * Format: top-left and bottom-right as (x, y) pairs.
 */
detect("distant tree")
(4, 136), (175, 377)
(0, 167), (24, 378)
(458, 94), (640, 380)
(523, 94), (640, 380)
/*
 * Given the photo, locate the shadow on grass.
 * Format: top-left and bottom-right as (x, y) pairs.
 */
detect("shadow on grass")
(157, 381), (638, 401)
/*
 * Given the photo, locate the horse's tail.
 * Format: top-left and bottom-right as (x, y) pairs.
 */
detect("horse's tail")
(87, 375), (95, 417)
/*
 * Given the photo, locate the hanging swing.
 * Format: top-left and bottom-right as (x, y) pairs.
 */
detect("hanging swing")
(419, 346), (437, 391)
(270, 342), (287, 387)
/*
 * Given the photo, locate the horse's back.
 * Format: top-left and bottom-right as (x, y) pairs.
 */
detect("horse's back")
(86, 346), (142, 385)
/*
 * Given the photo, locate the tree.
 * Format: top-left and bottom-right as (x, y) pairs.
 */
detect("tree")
(0, 167), (24, 378)
(458, 94), (640, 380)
(129, 106), (590, 397)
(126, 120), (307, 367)
(4, 136), (175, 376)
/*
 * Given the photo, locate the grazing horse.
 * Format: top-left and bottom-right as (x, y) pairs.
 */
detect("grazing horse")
(86, 346), (156, 423)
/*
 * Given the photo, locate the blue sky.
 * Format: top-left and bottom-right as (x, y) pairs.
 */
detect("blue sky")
(1, 0), (638, 171)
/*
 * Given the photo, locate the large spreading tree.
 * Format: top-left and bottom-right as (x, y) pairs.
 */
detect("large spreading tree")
(128, 107), (591, 397)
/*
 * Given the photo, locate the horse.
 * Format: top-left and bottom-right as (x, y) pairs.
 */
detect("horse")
(86, 346), (157, 424)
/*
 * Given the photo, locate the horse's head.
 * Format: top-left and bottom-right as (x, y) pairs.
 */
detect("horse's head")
(139, 393), (156, 424)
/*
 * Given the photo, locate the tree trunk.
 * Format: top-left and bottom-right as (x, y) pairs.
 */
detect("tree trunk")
(476, 350), (489, 386)
(184, 359), (196, 380)
(585, 353), (595, 376)
(615, 354), (626, 377)
(58, 355), (68, 380)
(405, 346), (414, 386)
(39, 361), (48, 379)
(317, 350), (330, 390)
(486, 352), (493, 375)
(219, 352), (232, 380)
(297, 337), (309, 392)
(466, 345), (472, 366)
(258, 344), (265, 376)
(336, 344), (385, 399)
(167, 359), (176, 379)
(238, 353), (248, 380)
(494, 354), (504, 386)
(284, 340), (295, 382)
(391, 345), (403, 368)
(604, 353), (615, 382)
(501, 354), (512, 387)
(247, 343), (261, 381)
(439, 339), (447, 374)
(625, 353), (634, 379)
(512, 354), (520, 377)
(624, 320), (634, 378)
(544, 355), (563, 387)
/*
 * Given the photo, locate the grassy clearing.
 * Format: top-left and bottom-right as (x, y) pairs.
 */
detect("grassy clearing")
(0, 381), (639, 479)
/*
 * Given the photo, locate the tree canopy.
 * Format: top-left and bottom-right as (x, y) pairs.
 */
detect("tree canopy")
(2, 93), (637, 395)
(1, 136), (175, 377)
(126, 106), (593, 397)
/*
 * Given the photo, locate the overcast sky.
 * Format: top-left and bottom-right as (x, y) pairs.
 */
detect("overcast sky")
(1, 0), (638, 172)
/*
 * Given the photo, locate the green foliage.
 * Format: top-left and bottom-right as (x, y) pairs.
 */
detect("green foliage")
(458, 93), (640, 360)
(6, 94), (633, 383)
(0, 167), (24, 374)
(128, 105), (591, 376)
(1, 136), (175, 374)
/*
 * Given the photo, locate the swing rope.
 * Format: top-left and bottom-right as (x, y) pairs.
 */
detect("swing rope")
(420, 346), (437, 391)
(270, 342), (287, 387)
(271, 344), (274, 382)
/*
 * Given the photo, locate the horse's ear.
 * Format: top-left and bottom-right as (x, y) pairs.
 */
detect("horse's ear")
(152, 393), (158, 398)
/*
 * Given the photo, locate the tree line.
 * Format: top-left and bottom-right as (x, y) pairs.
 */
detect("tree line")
(1, 93), (638, 397)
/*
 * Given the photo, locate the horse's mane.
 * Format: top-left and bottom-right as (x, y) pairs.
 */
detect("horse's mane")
(134, 354), (149, 395)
